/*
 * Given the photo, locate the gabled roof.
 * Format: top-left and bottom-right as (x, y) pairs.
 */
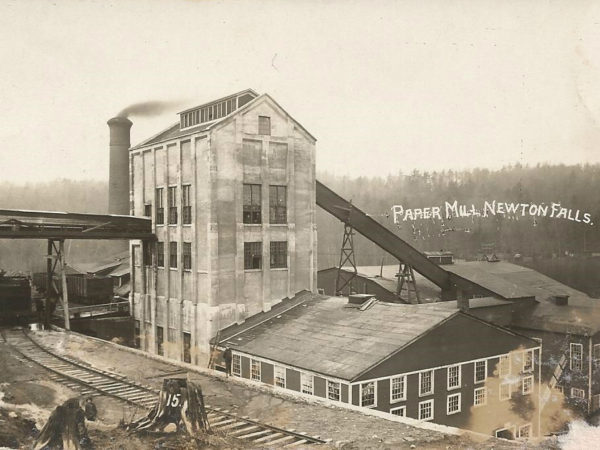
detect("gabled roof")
(131, 90), (316, 150)
(220, 293), (457, 380)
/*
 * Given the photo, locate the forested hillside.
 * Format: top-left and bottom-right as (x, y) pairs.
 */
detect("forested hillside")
(2, 163), (599, 294)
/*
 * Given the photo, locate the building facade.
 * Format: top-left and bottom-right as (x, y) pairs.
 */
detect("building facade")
(218, 294), (542, 439)
(128, 90), (317, 364)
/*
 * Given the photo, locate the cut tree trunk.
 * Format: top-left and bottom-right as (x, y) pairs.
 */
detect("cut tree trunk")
(128, 378), (211, 436)
(33, 398), (89, 450)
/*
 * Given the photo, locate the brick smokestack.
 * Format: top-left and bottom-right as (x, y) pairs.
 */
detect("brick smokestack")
(107, 117), (132, 215)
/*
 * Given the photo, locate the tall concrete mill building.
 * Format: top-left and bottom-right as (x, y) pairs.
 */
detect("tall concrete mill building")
(121, 89), (317, 364)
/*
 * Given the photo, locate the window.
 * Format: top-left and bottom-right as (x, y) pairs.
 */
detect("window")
(447, 393), (461, 415)
(144, 204), (152, 218)
(182, 332), (191, 363)
(327, 380), (340, 401)
(571, 387), (585, 399)
(250, 359), (261, 381)
(391, 406), (406, 417)
(523, 349), (534, 372)
(500, 382), (512, 400)
(269, 185), (287, 224)
(593, 394), (600, 411)
(182, 184), (192, 224)
(418, 399), (434, 421)
(157, 242), (165, 268)
(419, 370), (434, 396)
(156, 326), (164, 356)
(518, 424), (532, 439)
(156, 188), (164, 224)
(474, 360), (487, 383)
(274, 366), (286, 388)
(301, 373), (313, 395)
(499, 354), (511, 377)
(134, 320), (140, 348)
(495, 427), (515, 440)
(243, 184), (261, 224)
(270, 241), (287, 268)
(447, 365), (461, 390)
(522, 375), (533, 395)
(232, 354), (241, 377)
(169, 242), (177, 268)
(390, 375), (406, 402)
(474, 387), (487, 406)
(570, 343), (583, 371)
(360, 381), (376, 407)
(143, 241), (152, 266)
(594, 344), (600, 364)
(168, 186), (177, 224)
(258, 115), (271, 135)
(183, 242), (192, 270)
(244, 242), (262, 270)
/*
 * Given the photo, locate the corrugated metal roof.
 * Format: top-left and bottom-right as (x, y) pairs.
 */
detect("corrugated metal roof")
(445, 261), (534, 299)
(221, 294), (457, 380)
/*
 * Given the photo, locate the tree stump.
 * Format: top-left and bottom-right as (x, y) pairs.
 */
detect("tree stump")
(33, 398), (91, 450)
(127, 378), (211, 436)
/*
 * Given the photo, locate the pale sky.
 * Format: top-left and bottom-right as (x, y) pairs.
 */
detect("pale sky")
(1, 0), (599, 183)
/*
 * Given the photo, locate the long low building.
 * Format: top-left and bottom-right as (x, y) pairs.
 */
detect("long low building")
(216, 291), (541, 439)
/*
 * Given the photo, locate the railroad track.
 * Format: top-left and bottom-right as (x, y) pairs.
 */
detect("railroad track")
(1, 328), (326, 447)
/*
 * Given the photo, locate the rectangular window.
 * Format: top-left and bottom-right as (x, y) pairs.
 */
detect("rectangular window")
(169, 242), (177, 269)
(474, 360), (487, 383)
(327, 380), (340, 401)
(390, 375), (407, 402)
(134, 320), (140, 348)
(269, 185), (287, 224)
(361, 381), (376, 407)
(270, 241), (287, 268)
(244, 242), (262, 270)
(232, 354), (241, 377)
(156, 326), (164, 356)
(447, 365), (461, 390)
(474, 387), (487, 406)
(182, 184), (192, 224)
(156, 188), (164, 224)
(243, 184), (261, 224)
(571, 387), (585, 399)
(391, 406), (406, 417)
(447, 393), (461, 415)
(593, 394), (600, 411)
(570, 343), (583, 371)
(522, 375), (533, 395)
(258, 115), (271, 135)
(523, 349), (534, 372)
(419, 370), (434, 396)
(168, 186), (177, 224)
(183, 242), (192, 270)
(144, 204), (152, 218)
(500, 382), (512, 400)
(157, 242), (164, 268)
(274, 366), (286, 388)
(518, 424), (532, 439)
(594, 344), (600, 364)
(143, 241), (152, 266)
(301, 373), (313, 395)
(250, 359), (261, 381)
(182, 332), (191, 363)
(418, 399), (434, 421)
(499, 354), (511, 377)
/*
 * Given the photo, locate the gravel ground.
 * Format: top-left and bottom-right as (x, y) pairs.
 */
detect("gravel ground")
(13, 327), (560, 450)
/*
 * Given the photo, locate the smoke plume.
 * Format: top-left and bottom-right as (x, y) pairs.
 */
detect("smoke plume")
(117, 100), (183, 118)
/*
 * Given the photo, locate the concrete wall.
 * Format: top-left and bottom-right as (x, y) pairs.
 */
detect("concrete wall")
(129, 95), (317, 365)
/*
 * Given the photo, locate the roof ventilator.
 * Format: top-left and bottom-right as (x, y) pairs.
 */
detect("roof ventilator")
(345, 294), (377, 311)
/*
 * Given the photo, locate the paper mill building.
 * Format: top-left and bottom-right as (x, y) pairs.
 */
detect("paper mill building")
(126, 89), (317, 364)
